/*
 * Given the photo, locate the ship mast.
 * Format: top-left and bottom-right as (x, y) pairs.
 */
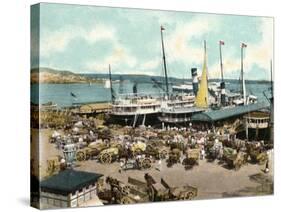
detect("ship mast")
(219, 41), (224, 81)
(241, 43), (247, 105)
(269, 60), (274, 144)
(160, 26), (169, 99)
(219, 41), (226, 106)
(270, 60), (273, 101)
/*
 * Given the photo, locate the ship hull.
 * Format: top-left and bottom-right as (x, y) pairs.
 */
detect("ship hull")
(109, 112), (160, 127)
(158, 107), (205, 126)
(158, 113), (194, 126)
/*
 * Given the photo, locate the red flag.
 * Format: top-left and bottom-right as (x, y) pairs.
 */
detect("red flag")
(161, 25), (165, 31)
(242, 43), (247, 48)
(219, 40), (225, 45)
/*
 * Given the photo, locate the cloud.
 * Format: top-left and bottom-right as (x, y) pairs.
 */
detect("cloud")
(208, 18), (273, 80)
(245, 19), (273, 77)
(40, 24), (116, 57)
(86, 25), (116, 44)
(164, 16), (220, 65)
(85, 45), (137, 72)
(139, 59), (161, 70)
(38, 4), (273, 80)
(40, 28), (77, 57)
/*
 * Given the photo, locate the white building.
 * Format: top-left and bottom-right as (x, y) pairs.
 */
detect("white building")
(40, 169), (103, 209)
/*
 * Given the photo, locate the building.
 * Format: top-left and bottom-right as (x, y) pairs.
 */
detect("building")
(244, 110), (271, 140)
(40, 169), (103, 208)
(191, 102), (269, 132)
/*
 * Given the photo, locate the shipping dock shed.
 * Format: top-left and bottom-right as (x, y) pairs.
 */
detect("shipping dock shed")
(191, 102), (269, 132)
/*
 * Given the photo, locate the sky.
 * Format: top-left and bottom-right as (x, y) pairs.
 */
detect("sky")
(33, 3), (274, 80)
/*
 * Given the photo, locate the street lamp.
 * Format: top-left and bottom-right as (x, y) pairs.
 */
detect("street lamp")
(63, 139), (77, 168)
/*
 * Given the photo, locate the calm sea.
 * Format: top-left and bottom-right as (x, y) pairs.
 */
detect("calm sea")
(31, 82), (271, 107)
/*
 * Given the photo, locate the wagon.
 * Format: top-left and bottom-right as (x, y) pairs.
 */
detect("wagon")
(120, 157), (152, 170)
(75, 141), (107, 161)
(98, 147), (120, 164)
(223, 147), (248, 170)
(145, 141), (169, 159)
(144, 174), (197, 201)
(246, 142), (268, 165)
(99, 177), (149, 204)
(167, 148), (182, 166)
(184, 148), (200, 166)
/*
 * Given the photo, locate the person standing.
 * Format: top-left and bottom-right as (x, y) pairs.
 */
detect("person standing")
(265, 160), (269, 173)
(201, 147), (205, 160)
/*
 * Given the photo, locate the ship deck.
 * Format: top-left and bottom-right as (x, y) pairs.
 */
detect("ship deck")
(161, 107), (205, 114)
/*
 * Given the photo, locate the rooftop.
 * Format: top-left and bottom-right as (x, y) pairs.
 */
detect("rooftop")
(40, 169), (103, 195)
(191, 102), (269, 122)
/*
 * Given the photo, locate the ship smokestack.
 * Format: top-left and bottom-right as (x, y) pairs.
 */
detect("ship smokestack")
(133, 82), (138, 96)
(221, 81), (226, 106)
(191, 68), (198, 95)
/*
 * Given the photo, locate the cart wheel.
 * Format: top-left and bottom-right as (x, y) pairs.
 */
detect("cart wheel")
(100, 153), (112, 164)
(121, 186), (130, 195)
(76, 151), (85, 161)
(120, 196), (132, 204)
(186, 191), (195, 200)
(141, 158), (151, 169)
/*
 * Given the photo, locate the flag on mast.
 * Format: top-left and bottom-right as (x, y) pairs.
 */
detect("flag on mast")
(219, 40), (225, 45)
(242, 43), (247, 48)
(161, 25), (165, 31)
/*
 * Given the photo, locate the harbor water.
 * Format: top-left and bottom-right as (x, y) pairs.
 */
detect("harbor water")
(31, 81), (271, 107)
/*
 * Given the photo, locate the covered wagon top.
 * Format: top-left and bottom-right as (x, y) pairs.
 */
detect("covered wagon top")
(191, 102), (269, 123)
(40, 169), (103, 195)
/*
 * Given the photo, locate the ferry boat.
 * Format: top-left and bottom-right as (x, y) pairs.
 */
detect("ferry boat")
(109, 26), (198, 127)
(110, 94), (162, 127)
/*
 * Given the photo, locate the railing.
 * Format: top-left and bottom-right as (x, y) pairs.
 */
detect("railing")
(244, 116), (270, 129)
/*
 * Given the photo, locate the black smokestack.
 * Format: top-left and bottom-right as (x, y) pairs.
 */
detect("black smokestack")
(191, 68), (198, 96)
(133, 82), (138, 96)
(221, 81), (226, 106)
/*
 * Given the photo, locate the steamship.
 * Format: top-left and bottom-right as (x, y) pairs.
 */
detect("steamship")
(109, 26), (258, 127)
(107, 64), (162, 127)
(158, 42), (208, 125)
(158, 40), (258, 126)
(109, 26), (201, 127)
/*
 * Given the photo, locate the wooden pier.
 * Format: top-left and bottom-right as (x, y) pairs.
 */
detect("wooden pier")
(72, 102), (112, 115)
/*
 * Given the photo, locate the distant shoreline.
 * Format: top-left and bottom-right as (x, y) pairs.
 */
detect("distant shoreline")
(31, 67), (273, 85)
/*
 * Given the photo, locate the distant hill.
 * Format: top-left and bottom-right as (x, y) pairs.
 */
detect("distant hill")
(31, 67), (272, 85)
(82, 73), (272, 85)
(31, 67), (102, 84)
